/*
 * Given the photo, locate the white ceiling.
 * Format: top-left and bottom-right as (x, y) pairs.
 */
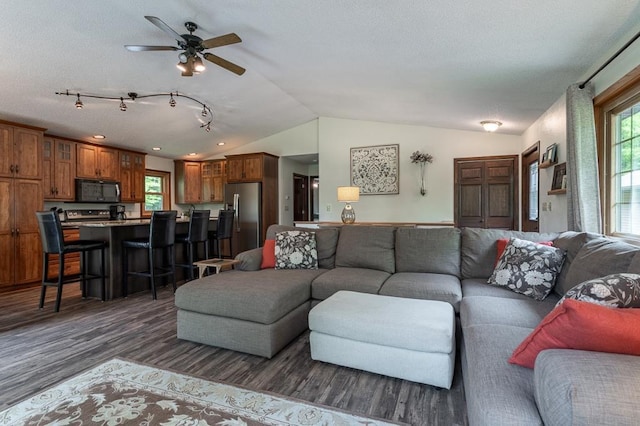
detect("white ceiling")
(2, 1), (639, 160)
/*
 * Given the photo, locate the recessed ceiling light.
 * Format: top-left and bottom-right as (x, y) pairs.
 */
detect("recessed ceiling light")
(93, 134), (106, 140)
(188, 152), (197, 156)
(217, 142), (225, 146)
(152, 147), (161, 151)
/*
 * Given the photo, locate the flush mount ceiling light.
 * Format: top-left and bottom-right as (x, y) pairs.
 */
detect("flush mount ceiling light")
(480, 120), (502, 132)
(56, 90), (214, 132)
(93, 134), (106, 140)
(217, 142), (225, 146)
(152, 147), (162, 151)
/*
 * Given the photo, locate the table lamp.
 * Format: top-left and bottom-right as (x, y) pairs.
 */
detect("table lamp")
(337, 186), (360, 224)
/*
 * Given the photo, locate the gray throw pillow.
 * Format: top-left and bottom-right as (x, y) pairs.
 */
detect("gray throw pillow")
(487, 238), (566, 300)
(557, 273), (640, 308)
(275, 231), (318, 270)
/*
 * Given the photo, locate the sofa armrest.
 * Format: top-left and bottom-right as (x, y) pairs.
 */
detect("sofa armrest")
(534, 349), (640, 426)
(234, 247), (263, 271)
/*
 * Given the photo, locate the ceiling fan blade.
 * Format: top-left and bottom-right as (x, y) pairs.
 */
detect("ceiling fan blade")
(203, 53), (246, 76)
(144, 15), (185, 42)
(201, 33), (242, 49)
(125, 45), (179, 52)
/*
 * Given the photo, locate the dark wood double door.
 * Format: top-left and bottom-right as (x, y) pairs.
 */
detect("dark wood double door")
(454, 156), (518, 230)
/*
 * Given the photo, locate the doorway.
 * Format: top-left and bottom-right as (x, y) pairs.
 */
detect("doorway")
(293, 174), (309, 222)
(521, 142), (540, 232)
(454, 155), (519, 230)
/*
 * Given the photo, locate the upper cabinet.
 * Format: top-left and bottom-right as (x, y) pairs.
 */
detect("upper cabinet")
(202, 160), (226, 203)
(175, 161), (203, 204)
(226, 153), (274, 183)
(0, 122), (43, 179)
(76, 144), (119, 181)
(43, 137), (76, 200)
(119, 151), (145, 202)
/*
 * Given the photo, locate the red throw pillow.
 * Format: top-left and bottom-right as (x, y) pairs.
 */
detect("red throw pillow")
(495, 238), (554, 266)
(509, 299), (640, 368)
(261, 239), (276, 269)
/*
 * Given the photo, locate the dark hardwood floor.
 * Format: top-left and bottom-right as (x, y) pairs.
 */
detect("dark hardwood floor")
(0, 284), (468, 425)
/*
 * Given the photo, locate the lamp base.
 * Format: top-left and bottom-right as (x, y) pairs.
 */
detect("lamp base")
(341, 204), (356, 224)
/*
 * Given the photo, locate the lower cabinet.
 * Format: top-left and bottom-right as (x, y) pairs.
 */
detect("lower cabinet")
(47, 228), (81, 277)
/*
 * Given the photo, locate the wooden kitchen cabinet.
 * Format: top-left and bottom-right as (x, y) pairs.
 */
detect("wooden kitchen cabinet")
(202, 160), (226, 202)
(226, 153), (266, 182)
(174, 161), (202, 203)
(119, 151), (145, 202)
(76, 143), (119, 180)
(0, 177), (43, 291)
(43, 136), (76, 200)
(47, 228), (81, 277)
(0, 122), (43, 179)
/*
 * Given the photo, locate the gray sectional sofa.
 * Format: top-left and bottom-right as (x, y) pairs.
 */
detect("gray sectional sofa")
(174, 224), (640, 425)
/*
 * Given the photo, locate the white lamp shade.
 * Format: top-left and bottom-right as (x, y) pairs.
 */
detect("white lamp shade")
(337, 186), (360, 203)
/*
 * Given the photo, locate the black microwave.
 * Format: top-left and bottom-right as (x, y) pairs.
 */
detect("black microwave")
(75, 179), (121, 203)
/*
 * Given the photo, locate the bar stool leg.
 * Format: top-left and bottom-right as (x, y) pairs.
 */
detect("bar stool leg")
(55, 256), (64, 313)
(170, 244), (177, 292)
(100, 246), (106, 302)
(122, 246), (129, 298)
(187, 242), (194, 281)
(40, 254), (49, 309)
(149, 246), (157, 300)
(81, 250), (87, 299)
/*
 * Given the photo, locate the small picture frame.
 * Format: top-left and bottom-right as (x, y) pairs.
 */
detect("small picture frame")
(551, 162), (566, 190)
(545, 144), (557, 164)
(541, 151), (548, 164)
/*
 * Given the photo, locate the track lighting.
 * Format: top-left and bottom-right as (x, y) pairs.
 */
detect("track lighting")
(56, 90), (214, 132)
(193, 55), (206, 73)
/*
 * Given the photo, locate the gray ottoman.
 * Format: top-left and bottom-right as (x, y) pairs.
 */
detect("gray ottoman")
(309, 291), (456, 388)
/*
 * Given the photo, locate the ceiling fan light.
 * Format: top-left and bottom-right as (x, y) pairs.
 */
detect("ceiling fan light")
(176, 61), (188, 72)
(193, 56), (206, 72)
(178, 52), (188, 63)
(119, 97), (127, 111)
(75, 94), (83, 109)
(480, 120), (502, 132)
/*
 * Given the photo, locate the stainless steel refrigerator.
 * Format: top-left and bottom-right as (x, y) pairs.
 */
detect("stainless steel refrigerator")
(224, 182), (262, 254)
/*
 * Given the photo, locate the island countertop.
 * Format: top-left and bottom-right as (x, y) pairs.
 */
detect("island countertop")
(62, 217), (216, 228)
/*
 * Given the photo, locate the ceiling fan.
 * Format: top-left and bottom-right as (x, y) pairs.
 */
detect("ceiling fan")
(125, 16), (245, 77)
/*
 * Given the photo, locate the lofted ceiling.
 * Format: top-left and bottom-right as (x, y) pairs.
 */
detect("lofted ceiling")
(1, 1), (639, 160)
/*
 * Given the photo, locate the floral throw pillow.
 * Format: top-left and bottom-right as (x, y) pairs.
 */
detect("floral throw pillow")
(487, 238), (566, 300)
(275, 231), (318, 270)
(557, 273), (640, 308)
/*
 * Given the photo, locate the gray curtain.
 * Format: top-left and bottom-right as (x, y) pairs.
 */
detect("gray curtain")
(566, 82), (602, 233)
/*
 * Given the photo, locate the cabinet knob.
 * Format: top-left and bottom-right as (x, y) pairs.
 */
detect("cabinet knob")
(9, 164), (14, 173)
(15, 165), (19, 174)
(15, 228), (19, 235)
(55, 188), (59, 195)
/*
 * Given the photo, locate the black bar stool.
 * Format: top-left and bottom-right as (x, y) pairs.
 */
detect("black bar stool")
(122, 210), (177, 300)
(35, 211), (106, 312)
(209, 209), (235, 259)
(175, 209), (210, 281)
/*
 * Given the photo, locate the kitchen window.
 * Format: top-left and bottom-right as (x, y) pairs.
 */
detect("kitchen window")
(143, 170), (170, 216)
(596, 66), (640, 238)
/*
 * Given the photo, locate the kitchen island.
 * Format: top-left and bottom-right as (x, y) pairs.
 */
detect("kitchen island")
(65, 218), (217, 300)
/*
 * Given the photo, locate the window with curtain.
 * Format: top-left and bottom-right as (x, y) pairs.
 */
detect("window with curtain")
(597, 69), (640, 238)
(143, 170), (170, 216)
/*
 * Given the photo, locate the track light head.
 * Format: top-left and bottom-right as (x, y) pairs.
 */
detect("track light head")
(169, 93), (176, 107)
(119, 97), (127, 111)
(75, 94), (83, 109)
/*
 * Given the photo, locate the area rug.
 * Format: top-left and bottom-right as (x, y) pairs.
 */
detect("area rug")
(0, 358), (402, 425)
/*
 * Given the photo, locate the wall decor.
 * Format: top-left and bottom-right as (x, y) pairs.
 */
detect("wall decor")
(551, 162), (567, 190)
(410, 150), (434, 196)
(545, 143), (558, 164)
(350, 144), (399, 195)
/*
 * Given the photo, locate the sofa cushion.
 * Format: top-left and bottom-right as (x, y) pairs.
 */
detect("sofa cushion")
(394, 227), (461, 276)
(558, 273), (640, 308)
(275, 230), (317, 270)
(462, 278), (534, 299)
(379, 272), (462, 312)
(175, 269), (325, 324)
(509, 299), (640, 369)
(311, 267), (390, 300)
(562, 238), (640, 292)
(461, 227), (558, 280)
(552, 231), (601, 295)
(460, 296), (558, 329)
(462, 324), (542, 425)
(266, 225), (339, 269)
(335, 226), (395, 273)
(535, 350), (640, 426)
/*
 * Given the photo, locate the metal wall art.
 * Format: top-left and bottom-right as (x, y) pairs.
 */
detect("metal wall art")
(350, 144), (399, 195)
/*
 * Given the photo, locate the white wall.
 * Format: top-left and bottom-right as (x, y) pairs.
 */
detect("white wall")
(318, 117), (522, 223)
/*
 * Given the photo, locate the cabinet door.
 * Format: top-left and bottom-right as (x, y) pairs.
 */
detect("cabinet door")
(226, 157), (244, 182)
(14, 128), (42, 179)
(243, 155), (263, 181)
(98, 147), (119, 180)
(76, 144), (98, 178)
(54, 140), (76, 200)
(212, 176), (225, 202)
(12, 179), (43, 285)
(43, 137), (55, 199)
(119, 152), (133, 201)
(0, 178), (13, 289)
(132, 154), (145, 202)
(184, 162), (202, 203)
(202, 176), (213, 202)
(0, 125), (14, 177)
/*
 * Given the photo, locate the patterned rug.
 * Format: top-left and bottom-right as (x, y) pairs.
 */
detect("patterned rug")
(0, 358), (403, 425)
